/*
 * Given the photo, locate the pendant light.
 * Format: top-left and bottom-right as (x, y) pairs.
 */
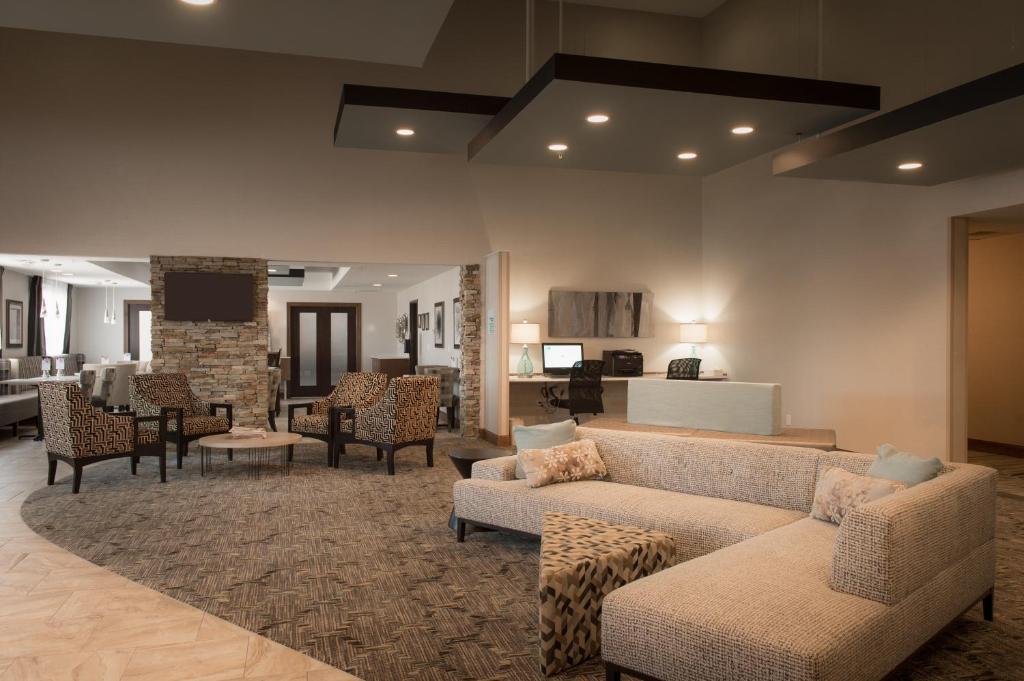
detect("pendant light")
(39, 277), (47, 317)
(54, 278), (61, 319)
(103, 285), (111, 324)
(109, 284), (117, 324)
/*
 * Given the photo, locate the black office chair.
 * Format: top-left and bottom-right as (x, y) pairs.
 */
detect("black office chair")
(547, 360), (605, 423)
(667, 357), (701, 380)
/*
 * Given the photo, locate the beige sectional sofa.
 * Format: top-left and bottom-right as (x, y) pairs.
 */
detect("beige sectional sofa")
(452, 427), (997, 681)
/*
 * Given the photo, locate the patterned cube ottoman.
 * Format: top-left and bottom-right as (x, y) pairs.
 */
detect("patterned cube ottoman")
(538, 512), (674, 676)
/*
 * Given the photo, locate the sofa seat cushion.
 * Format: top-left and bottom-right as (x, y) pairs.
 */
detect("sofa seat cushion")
(601, 517), (996, 681)
(453, 479), (805, 563)
(291, 413), (329, 435)
(167, 415), (230, 436)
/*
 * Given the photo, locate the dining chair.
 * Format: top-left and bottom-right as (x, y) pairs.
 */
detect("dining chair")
(667, 358), (701, 380)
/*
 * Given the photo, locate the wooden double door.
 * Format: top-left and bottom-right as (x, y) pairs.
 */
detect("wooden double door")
(287, 303), (361, 397)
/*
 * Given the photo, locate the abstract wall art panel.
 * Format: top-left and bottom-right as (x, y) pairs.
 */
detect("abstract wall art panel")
(548, 290), (653, 338)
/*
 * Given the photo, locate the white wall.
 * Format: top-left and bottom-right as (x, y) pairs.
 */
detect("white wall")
(395, 267), (462, 368)
(702, 156), (1024, 458)
(468, 166), (705, 376)
(266, 288), (396, 371)
(1, 269), (30, 358)
(71, 286), (151, 362)
(967, 232), (1024, 446)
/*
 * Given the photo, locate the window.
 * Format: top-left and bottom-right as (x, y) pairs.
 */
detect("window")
(42, 279), (67, 356)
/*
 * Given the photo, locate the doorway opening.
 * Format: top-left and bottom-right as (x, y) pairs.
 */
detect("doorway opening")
(950, 205), (1024, 465)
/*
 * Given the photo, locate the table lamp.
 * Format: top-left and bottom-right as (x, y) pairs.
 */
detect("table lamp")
(510, 321), (541, 378)
(679, 322), (708, 357)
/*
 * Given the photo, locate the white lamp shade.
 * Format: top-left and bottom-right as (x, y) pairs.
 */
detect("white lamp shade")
(510, 322), (541, 344)
(679, 322), (708, 343)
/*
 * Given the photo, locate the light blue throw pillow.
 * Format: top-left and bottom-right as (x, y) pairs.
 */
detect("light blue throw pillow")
(513, 420), (577, 479)
(867, 443), (942, 488)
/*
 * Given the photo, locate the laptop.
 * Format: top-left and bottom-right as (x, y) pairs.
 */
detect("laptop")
(542, 343), (584, 376)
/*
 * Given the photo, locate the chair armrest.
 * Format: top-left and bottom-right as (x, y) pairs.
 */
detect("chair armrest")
(471, 456), (519, 481)
(161, 406), (184, 434)
(209, 402), (233, 428)
(329, 406), (356, 437)
(134, 412), (169, 443)
(287, 401), (316, 424)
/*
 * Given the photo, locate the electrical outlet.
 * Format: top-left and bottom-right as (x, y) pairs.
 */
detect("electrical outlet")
(785, 413), (792, 426)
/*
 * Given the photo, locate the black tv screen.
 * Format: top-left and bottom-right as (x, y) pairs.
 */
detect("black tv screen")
(164, 272), (254, 322)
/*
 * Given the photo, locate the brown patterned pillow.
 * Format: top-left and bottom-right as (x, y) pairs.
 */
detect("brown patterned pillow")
(810, 466), (905, 524)
(518, 439), (608, 489)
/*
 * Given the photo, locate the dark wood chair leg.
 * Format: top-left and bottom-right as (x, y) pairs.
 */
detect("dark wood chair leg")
(10, 423), (17, 438)
(426, 440), (434, 467)
(176, 440), (184, 469)
(456, 518), (466, 543)
(984, 590), (994, 621)
(131, 456), (138, 475)
(605, 663), (622, 681)
(376, 447), (383, 462)
(287, 444), (294, 462)
(47, 458), (57, 486)
(159, 451), (167, 483)
(268, 412), (277, 432)
(72, 462), (83, 494)
(447, 406), (454, 432)
(386, 446), (395, 476)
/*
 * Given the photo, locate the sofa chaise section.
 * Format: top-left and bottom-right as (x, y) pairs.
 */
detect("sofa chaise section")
(601, 460), (997, 681)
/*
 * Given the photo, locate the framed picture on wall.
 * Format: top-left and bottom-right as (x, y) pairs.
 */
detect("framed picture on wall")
(5, 300), (23, 348)
(434, 301), (444, 348)
(453, 297), (462, 349)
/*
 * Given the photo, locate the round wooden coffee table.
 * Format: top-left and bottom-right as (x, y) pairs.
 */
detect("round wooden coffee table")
(447, 447), (510, 530)
(196, 432), (301, 478)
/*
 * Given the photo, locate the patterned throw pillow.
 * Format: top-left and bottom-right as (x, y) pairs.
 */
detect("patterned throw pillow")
(518, 439), (608, 489)
(810, 466), (905, 524)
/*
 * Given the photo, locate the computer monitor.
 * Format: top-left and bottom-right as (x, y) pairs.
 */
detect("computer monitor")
(542, 343), (584, 375)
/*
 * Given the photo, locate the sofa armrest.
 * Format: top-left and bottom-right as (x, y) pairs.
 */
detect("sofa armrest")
(830, 463), (997, 605)
(471, 455), (518, 481)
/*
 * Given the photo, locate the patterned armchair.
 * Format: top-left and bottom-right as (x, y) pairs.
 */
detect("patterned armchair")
(288, 371), (387, 466)
(129, 373), (232, 469)
(415, 366), (460, 432)
(38, 382), (167, 493)
(667, 357), (701, 380)
(334, 375), (440, 476)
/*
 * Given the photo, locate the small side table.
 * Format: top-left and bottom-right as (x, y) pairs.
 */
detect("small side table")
(447, 447), (509, 530)
(538, 512), (674, 676)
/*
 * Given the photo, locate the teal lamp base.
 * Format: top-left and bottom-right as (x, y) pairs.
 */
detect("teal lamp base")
(516, 345), (534, 378)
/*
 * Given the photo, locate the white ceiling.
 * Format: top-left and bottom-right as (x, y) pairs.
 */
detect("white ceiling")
(0, 0), (454, 66)
(269, 262), (455, 292)
(568, 0), (727, 18)
(0, 254), (149, 288)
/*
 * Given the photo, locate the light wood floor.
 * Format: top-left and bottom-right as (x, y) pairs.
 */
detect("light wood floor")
(0, 433), (360, 681)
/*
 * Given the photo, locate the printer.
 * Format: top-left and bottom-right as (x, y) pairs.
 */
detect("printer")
(602, 349), (643, 377)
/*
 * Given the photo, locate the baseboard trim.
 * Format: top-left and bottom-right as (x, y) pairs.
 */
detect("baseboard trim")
(969, 438), (1024, 458)
(481, 429), (512, 447)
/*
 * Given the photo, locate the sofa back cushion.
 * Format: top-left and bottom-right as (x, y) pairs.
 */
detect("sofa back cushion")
(576, 427), (821, 512)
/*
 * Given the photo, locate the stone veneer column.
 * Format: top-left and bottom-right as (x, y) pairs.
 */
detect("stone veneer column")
(150, 256), (268, 427)
(458, 264), (481, 438)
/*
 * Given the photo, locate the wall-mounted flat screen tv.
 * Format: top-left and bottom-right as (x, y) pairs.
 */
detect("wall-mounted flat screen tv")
(164, 272), (254, 322)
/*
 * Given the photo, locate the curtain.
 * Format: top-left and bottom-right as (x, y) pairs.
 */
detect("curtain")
(62, 284), (73, 354)
(27, 275), (45, 356)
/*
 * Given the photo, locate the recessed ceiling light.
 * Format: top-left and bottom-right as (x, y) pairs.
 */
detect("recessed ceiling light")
(898, 161), (923, 170)
(731, 125), (755, 135)
(547, 143), (568, 152)
(372, 283), (383, 287)
(677, 151), (698, 160)
(268, 268), (279, 273)
(586, 113), (609, 124)
(395, 128), (415, 137)
(50, 270), (61, 274)
(387, 273), (399, 278)
(180, 0), (216, 5)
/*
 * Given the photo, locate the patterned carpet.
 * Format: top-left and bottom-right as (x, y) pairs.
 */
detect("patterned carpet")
(19, 437), (1024, 681)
